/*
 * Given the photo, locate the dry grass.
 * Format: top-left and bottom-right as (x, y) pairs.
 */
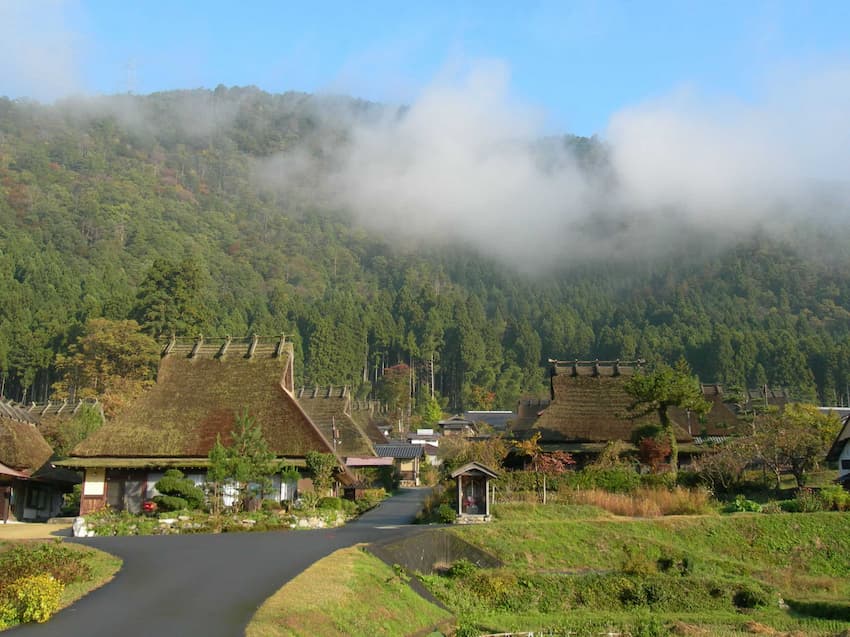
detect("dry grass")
(564, 487), (714, 517)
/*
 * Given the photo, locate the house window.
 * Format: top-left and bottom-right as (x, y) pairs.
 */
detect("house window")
(841, 459), (850, 470)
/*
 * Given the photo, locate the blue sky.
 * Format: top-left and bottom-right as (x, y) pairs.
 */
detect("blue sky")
(2, 1), (849, 135)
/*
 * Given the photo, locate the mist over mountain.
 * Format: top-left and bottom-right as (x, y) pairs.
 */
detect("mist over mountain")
(2, 86), (850, 411)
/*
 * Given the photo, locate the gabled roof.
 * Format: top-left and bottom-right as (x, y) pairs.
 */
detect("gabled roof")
(450, 461), (499, 479)
(375, 444), (424, 459)
(295, 386), (377, 457)
(71, 337), (335, 460)
(0, 416), (54, 474)
(463, 411), (515, 431)
(826, 415), (850, 462)
(514, 360), (692, 444)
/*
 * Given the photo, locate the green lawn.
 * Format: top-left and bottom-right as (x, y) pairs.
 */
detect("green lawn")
(246, 545), (452, 637)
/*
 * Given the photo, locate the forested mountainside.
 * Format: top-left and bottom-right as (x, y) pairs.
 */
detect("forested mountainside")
(2, 86), (850, 411)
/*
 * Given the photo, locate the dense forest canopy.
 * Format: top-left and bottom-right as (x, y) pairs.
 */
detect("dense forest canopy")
(2, 87), (850, 410)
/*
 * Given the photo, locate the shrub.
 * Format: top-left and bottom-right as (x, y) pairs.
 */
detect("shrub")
(0, 541), (91, 584)
(317, 496), (342, 510)
(725, 494), (762, 513)
(153, 469), (205, 511)
(572, 466), (641, 493)
(1, 574), (64, 624)
(732, 584), (770, 609)
(790, 488), (823, 513)
(621, 545), (657, 576)
(819, 484), (850, 511)
(447, 559), (478, 579)
(437, 503), (456, 523)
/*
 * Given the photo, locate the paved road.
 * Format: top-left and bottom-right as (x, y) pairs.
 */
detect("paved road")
(10, 488), (433, 637)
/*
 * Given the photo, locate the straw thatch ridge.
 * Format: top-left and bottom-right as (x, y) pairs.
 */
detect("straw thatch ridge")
(71, 342), (331, 459)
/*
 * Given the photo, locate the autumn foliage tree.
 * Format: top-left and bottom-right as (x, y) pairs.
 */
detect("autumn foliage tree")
(637, 437), (672, 474)
(514, 432), (575, 502)
(52, 318), (158, 416)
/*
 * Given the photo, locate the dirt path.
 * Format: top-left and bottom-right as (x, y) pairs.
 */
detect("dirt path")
(0, 522), (71, 541)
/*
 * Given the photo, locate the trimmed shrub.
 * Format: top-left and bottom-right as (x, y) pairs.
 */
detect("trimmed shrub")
(153, 469), (205, 511)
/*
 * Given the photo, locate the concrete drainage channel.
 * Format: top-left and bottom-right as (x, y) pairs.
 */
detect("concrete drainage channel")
(369, 528), (502, 575)
(367, 527), (502, 635)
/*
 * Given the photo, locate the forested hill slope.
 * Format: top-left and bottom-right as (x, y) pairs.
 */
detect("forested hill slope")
(2, 87), (850, 410)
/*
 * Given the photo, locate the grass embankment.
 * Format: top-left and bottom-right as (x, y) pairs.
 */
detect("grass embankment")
(246, 545), (452, 637)
(0, 540), (122, 630)
(421, 504), (850, 636)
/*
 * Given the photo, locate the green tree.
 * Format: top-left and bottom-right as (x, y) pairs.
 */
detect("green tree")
(625, 360), (710, 477)
(305, 451), (338, 495)
(752, 403), (840, 488)
(133, 258), (211, 337)
(207, 411), (280, 512)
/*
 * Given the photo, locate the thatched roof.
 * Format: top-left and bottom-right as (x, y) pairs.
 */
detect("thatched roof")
(514, 361), (692, 444)
(71, 338), (334, 460)
(669, 384), (743, 437)
(0, 416), (54, 474)
(295, 386), (379, 457)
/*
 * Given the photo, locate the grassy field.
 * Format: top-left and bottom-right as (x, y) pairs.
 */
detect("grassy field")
(419, 503), (850, 636)
(246, 545), (452, 637)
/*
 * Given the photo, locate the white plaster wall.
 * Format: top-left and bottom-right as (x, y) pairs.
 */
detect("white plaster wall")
(83, 468), (105, 496)
(839, 442), (850, 479)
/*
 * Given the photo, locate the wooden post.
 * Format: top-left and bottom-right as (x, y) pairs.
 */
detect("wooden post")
(457, 475), (463, 517)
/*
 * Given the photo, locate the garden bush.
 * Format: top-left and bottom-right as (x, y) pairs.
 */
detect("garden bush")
(818, 485), (850, 511)
(0, 541), (92, 584)
(260, 498), (282, 511)
(781, 488), (823, 513)
(437, 503), (457, 523)
(153, 469), (205, 511)
(569, 466), (642, 493)
(0, 574), (64, 625)
(317, 496), (342, 510)
(724, 494), (762, 513)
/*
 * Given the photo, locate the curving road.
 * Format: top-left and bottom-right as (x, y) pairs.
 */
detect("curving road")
(10, 488), (433, 637)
